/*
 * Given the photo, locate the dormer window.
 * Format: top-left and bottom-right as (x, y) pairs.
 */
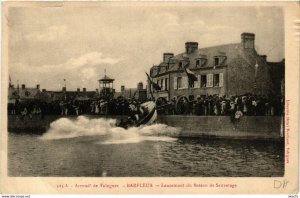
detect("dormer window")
(196, 56), (207, 68)
(196, 59), (207, 67)
(25, 90), (31, 97)
(214, 57), (219, 66)
(179, 62), (183, 69)
(196, 60), (200, 67)
(213, 55), (227, 67)
(157, 67), (161, 74)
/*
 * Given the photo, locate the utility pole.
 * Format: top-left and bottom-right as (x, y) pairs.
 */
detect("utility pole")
(64, 79), (67, 101)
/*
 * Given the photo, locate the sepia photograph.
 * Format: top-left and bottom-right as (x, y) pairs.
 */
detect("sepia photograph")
(1, 1), (299, 194)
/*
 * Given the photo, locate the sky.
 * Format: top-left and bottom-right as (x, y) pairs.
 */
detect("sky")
(7, 4), (284, 92)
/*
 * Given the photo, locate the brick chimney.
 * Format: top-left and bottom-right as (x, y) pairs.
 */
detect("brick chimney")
(36, 84), (40, 90)
(83, 88), (86, 93)
(163, 53), (174, 63)
(241, 33), (255, 49)
(62, 87), (66, 92)
(185, 42), (198, 54)
(121, 85), (125, 92)
(77, 88), (80, 92)
(42, 89), (46, 92)
(137, 82), (143, 90)
(22, 84), (25, 89)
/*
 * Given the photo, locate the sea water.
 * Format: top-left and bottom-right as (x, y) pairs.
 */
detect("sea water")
(8, 116), (284, 177)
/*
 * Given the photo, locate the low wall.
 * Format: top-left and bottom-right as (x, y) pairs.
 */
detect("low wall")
(7, 115), (283, 139)
(7, 115), (61, 133)
(157, 115), (283, 139)
(7, 115), (122, 133)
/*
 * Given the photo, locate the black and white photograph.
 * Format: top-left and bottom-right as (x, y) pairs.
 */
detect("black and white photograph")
(2, 2), (299, 194)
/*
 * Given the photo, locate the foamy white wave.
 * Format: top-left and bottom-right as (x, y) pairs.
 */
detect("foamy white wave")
(40, 116), (180, 144)
(41, 116), (117, 140)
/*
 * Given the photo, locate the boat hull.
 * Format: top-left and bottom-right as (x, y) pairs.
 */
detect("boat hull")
(136, 101), (157, 127)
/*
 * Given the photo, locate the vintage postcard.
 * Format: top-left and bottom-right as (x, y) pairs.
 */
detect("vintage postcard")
(1, 1), (299, 194)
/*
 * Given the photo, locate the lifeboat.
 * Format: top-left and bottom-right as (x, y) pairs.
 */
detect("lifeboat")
(116, 101), (157, 128)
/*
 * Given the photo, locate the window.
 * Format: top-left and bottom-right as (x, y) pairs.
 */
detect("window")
(177, 77), (182, 89)
(161, 79), (164, 90)
(25, 90), (31, 97)
(157, 67), (161, 74)
(201, 75), (207, 87)
(214, 74), (220, 87)
(165, 78), (168, 91)
(196, 57), (208, 67)
(179, 62), (183, 69)
(196, 60), (200, 67)
(214, 57), (219, 66)
(196, 59), (206, 67)
(189, 78), (195, 88)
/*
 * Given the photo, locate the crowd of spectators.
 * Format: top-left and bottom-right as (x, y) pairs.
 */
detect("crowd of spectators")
(159, 94), (284, 118)
(7, 93), (284, 120)
(7, 97), (146, 118)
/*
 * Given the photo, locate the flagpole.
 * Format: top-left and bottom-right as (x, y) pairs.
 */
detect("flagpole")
(145, 72), (155, 101)
(17, 80), (19, 96)
(254, 61), (259, 94)
(64, 79), (67, 101)
(148, 78), (154, 101)
(9, 75), (11, 88)
(186, 67), (193, 115)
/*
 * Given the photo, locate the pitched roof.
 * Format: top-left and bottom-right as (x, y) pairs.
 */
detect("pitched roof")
(49, 91), (98, 101)
(99, 75), (114, 82)
(150, 43), (269, 77)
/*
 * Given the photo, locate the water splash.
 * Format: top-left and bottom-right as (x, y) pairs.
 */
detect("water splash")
(40, 116), (180, 144)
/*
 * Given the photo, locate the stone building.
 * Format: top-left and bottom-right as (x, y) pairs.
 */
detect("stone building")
(114, 85), (137, 99)
(148, 33), (283, 101)
(8, 84), (40, 102)
(43, 87), (98, 102)
(114, 82), (147, 101)
(8, 83), (98, 103)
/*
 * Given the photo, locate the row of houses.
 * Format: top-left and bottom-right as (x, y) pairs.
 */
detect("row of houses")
(148, 33), (285, 101)
(8, 82), (148, 103)
(8, 84), (99, 103)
